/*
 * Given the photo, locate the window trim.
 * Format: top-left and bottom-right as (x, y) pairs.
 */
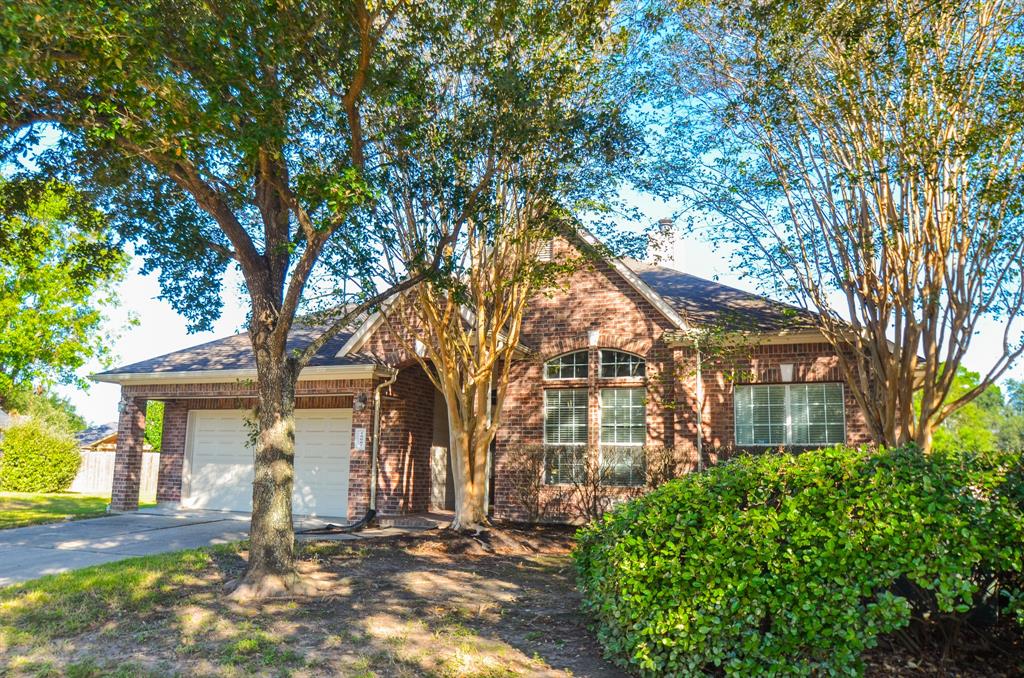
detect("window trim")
(598, 386), (646, 487)
(733, 382), (847, 447)
(599, 349), (646, 380)
(542, 349), (590, 381)
(543, 388), (588, 485)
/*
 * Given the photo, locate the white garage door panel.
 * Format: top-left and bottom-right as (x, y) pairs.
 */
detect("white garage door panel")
(185, 412), (253, 514)
(185, 409), (351, 517)
(293, 410), (352, 517)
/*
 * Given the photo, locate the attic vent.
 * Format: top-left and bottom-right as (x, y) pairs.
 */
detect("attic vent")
(537, 239), (554, 262)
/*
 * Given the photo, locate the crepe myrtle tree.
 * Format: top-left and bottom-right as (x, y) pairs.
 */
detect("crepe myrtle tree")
(373, 0), (644, 530)
(646, 0), (1024, 451)
(0, 0), (464, 597)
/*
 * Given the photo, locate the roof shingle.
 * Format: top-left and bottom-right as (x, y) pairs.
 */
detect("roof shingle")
(624, 259), (818, 333)
(95, 324), (369, 377)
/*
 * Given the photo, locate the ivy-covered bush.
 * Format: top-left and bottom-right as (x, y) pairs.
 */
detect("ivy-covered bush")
(0, 419), (82, 492)
(574, 446), (1024, 676)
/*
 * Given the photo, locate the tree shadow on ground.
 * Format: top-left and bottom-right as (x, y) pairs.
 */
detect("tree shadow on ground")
(0, 527), (624, 677)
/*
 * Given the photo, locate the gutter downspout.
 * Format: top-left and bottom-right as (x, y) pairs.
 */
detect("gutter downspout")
(370, 367), (399, 512)
(695, 346), (704, 472)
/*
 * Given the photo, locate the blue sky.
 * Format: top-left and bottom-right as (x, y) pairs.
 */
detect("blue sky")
(55, 189), (1024, 425)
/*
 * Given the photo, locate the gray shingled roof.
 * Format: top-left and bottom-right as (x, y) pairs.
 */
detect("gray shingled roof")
(624, 259), (818, 333)
(76, 422), (118, 446)
(97, 260), (816, 380)
(95, 324), (370, 377)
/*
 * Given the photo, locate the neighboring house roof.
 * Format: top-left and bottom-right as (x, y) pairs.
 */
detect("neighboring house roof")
(624, 259), (819, 334)
(77, 422), (118, 447)
(93, 322), (379, 384)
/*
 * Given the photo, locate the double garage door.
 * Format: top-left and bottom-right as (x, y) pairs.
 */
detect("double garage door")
(183, 409), (352, 518)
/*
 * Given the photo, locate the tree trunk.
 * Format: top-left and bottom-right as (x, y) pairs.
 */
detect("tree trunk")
(448, 424), (490, 531)
(228, 340), (310, 599)
(915, 425), (933, 455)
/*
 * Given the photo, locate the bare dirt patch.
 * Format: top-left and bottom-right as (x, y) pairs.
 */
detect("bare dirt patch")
(864, 619), (1024, 677)
(2, 525), (624, 677)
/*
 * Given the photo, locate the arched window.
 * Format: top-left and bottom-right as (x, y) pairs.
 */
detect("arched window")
(544, 350), (588, 380)
(599, 350), (645, 378)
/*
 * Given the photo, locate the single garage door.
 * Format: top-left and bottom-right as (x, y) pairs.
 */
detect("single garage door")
(183, 409), (352, 517)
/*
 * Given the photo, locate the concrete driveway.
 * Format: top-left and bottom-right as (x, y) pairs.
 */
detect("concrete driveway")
(0, 511), (251, 587)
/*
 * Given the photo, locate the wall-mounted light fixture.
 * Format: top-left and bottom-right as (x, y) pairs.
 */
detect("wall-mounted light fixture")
(352, 392), (368, 412)
(588, 329), (600, 347)
(779, 363), (795, 383)
(414, 339), (427, 357)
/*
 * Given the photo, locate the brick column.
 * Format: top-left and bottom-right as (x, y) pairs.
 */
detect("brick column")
(347, 383), (377, 520)
(156, 402), (188, 503)
(111, 396), (147, 512)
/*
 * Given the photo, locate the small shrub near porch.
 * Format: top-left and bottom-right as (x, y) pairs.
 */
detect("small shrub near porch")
(0, 419), (81, 493)
(574, 446), (1024, 676)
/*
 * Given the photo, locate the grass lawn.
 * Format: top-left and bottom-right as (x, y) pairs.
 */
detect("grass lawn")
(0, 527), (620, 678)
(0, 492), (157, 530)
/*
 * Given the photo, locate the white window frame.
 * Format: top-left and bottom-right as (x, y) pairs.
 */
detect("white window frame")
(543, 350), (589, 381)
(599, 349), (646, 380)
(733, 382), (847, 447)
(543, 388), (588, 485)
(599, 387), (646, 487)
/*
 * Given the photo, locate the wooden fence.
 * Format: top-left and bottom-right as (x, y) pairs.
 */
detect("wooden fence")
(69, 450), (160, 500)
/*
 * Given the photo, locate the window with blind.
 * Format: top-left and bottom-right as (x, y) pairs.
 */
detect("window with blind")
(543, 389), (587, 484)
(600, 387), (646, 486)
(734, 383), (846, 446)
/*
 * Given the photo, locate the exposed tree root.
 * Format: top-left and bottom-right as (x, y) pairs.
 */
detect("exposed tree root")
(448, 516), (491, 534)
(224, 568), (317, 601)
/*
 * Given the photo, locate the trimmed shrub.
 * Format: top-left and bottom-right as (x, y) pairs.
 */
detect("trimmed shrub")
(574, 446), (1024, 676)
(0, 419), (82, 492)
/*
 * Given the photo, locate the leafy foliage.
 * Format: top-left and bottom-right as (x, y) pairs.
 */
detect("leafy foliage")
(2, 388), (87, 435)
(929, 368), (1024, 454)
(144, 401), (164, 452)
(0, 419), (82, 493)
(1005, 379), (1024, 415)
(0, 178), (127, 399)
(575, 446), (1024, 676)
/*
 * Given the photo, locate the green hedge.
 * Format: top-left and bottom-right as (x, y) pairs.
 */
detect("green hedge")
(0, 419), (82, 493)
(574, 446), (1024, 676)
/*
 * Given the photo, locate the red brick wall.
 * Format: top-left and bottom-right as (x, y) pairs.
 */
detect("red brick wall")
(489, 241), (874, 522)
(376, 365), (435, 515)
(111, 398), (147, 511)
(156, 402), (187, 502)
(492, 242), (681, 521)
(111, 246), (875, 524)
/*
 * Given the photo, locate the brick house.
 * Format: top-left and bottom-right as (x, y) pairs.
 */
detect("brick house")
(95, 236), (870, 520)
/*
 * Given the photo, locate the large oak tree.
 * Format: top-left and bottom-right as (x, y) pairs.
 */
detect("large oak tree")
(1, 0), (455, 597)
